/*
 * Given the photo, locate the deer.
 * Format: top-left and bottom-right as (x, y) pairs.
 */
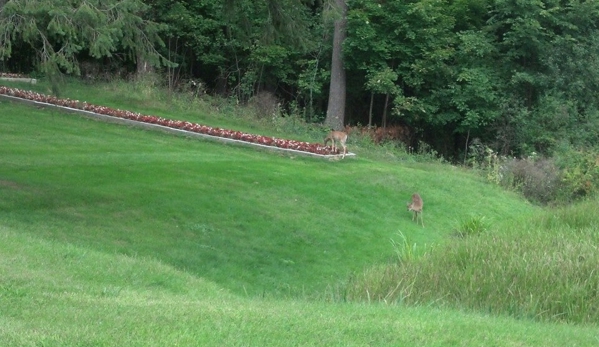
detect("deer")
(407, 193), (424, 227)
(324, 130), (348, 159)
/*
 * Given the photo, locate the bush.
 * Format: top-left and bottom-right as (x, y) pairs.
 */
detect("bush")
(470, 140), (599, 205)
(555, 147), (599, 201)
(500, 157), (563, 204)
(248, 91), (280, 119)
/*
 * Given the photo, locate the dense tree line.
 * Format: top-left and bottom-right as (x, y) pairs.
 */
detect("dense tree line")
(2, 0), (599, 158)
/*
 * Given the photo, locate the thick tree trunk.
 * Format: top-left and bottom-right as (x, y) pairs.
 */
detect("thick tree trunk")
(324, 0), (347, 131)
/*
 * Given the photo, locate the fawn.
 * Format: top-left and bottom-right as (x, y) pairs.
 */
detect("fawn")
(324, 131), (348, 158)
(407, 193), (424, 227)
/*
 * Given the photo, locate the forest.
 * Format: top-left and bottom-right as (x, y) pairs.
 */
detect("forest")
(2, 0), (599, 159)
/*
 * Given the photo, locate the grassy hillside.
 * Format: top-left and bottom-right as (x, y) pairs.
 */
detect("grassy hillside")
(3, 225), (598, 346)
(0, 98), (536, 297)
(1, 79), (597, 345)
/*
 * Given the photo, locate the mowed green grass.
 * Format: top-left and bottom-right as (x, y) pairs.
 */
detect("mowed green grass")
(0, 99), (536, 296)
(3, 226), (598, 346)
(2, 91), (598, 345)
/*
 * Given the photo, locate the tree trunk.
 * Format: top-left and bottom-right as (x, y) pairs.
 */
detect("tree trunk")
(324, 0), (347, 131)
(382, 92), (390, 128)
(368, 91), (374, 128)
(136, 52), (154, 78)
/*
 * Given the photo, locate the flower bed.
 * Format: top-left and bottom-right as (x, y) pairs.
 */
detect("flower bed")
(0, 73), (28, 78)
(0, 73), (37, 84)
(0, 86), (342, 156)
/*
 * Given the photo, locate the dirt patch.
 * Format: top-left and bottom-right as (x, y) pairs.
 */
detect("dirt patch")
(0, 180), (21, 189)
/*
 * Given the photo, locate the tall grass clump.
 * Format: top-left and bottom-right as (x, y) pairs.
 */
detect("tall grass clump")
(342, 200), (599, 324)
(454, 214), (490, 238)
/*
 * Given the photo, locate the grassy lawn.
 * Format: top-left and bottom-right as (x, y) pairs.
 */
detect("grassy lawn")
(0, 99), (535, 295)
(1, 80), (598, 345)
(2, 226), (598, 346)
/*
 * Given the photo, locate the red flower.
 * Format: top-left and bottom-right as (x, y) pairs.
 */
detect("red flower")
(0, 86), (340, 156)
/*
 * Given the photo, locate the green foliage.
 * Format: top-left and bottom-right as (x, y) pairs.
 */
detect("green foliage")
(146, 0), (324, 105)
(365, 67), (399, 96)
(469, 139), (599, 205)
(346, 0), (458, 128)
(413, 140), (445, 163)
(0, 0), (169, 80)
(484, 0), (599, 155)
(343, 0), (599, 157)
(555, 147), (599, 200)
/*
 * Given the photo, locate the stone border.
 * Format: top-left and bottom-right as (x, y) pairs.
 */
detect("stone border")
(0, 77), (37, 84)
(0, 93), (355, 159)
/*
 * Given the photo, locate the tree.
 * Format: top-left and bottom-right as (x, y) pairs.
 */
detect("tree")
(0, 0), (169, 92)
(324, 0), (348, 131)
(365, 67), (400, 128)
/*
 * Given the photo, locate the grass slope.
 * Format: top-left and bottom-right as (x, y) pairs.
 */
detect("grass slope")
(2, 226), (598, 346)
(0, 100), (535, 296)
(2, 82), (596, 345)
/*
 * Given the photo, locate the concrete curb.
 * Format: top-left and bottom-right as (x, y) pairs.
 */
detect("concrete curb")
(0, 93), (355, 159)
(0, 77), (37, 84)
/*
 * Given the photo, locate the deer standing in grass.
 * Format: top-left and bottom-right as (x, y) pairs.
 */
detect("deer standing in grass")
(324, 131), (348, 158)
(407, 193), (424, 227)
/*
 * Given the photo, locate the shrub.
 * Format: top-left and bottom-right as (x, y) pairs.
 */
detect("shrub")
(249, 91), (280, 119)
(469, 142), (566, 204)
(500, 157), (563, 204)
(555, 147), (599, 201)
(470, 140), (599, 205)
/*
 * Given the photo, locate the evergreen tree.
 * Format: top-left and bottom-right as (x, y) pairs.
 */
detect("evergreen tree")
(0, 0), (169, 91)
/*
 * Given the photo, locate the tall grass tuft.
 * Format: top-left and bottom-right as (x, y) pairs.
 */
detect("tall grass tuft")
(391, 231), (425, 263)
(343, 200), (599, 324)
(454, 214), (490, 238)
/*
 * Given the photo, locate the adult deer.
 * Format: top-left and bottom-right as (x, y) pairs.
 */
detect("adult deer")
(407, 193), (424, 227)
(324, 131), (348, 158)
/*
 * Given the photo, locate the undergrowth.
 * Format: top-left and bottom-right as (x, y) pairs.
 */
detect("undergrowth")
(468, 140), (599, 205)
(341, 200), (599, 324)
